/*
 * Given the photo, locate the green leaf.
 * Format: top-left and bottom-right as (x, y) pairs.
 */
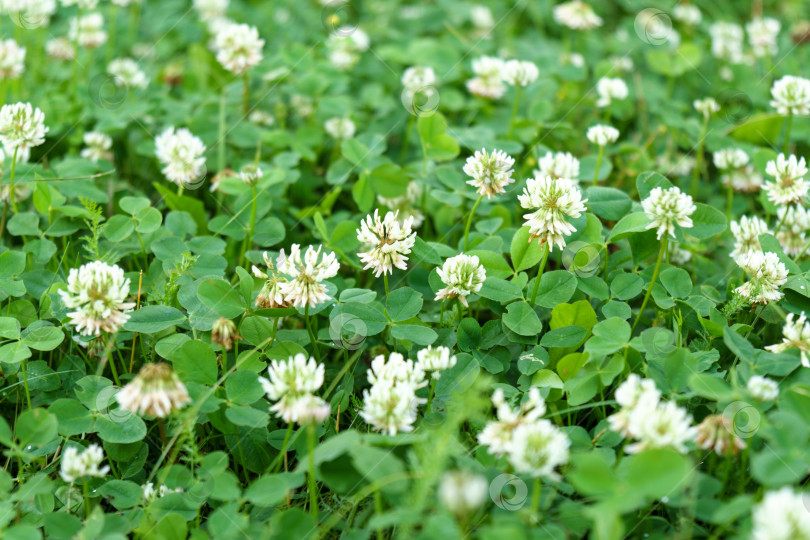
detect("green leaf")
(688, 373), (733, 401)
(385, 287), (423, 322)
(245, 473), (305, 507)
(99, 480), (142, 510)
(688, 204), (727, 239)
(391, 324), (437, 345)
(585, 318), (630, 357)
(50, 398), (94, 436)
(586, 187), (632, 220)
(369, 163), (409, 198)
(610, 273), (644, 301)
(21, 326), (64, 351)
(0, 316), (21, 339)
(226, 371), (265, 405)
(503, 301), (543, 336)
(197, 278), (247, 319)
(624, 449), (693, 499)
(96, 414), (147, 443)
(15, 408), (58, 447)
(609, 213), (651, 242)
(540, 326), (586, 348)
(510, 226), (545, 272)
(171, 340), (218, 385)
(478, 277), (523, 302)
(533, 271), (577, 308)
(660, 267), (692, 299)
(124, 305), (186, 333)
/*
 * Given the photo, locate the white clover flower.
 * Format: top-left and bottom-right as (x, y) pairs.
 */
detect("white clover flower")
(747, 375), (779, 401)
(110, 0), (142, 6)
(735, 251), (789, 305)
(415, 345), (457, 379)
(211, 316), (240, 351)
(766, 312), (810, 367)
(607, 374), (661, 437)
(695, 415), (746, 456)
(776, 205), (810, 257)
(470, 4), (494, 31)
(361, 352), (427, 435)
(252, 251), (288, 309)
(401, 65), (437, 92)
(60, 0), (98, 7)
(519, 175), (587, 251)
(752, 488), (810, 540)
(670, 243), (692, 265)
(8, 0), (57, 28)
(770, 75), (810, 116)
(730, 215), (770, 262)
(290, 94), (314, 118)
(0, 39), (24, 80)
(378, 181), (424, 228)
(0, 102), (48, 156)
(506, 419), (570, 479)
(324, 117), (355, 140)
(641, 186), (696, 240)
(560, 52), (585, 68)
(710, 22), (745, 63)
(356, 209), (416, 277)
(609, 56), (634, 72)
(625, 400), (696, 454)
(59, 261), (135, 336)
(193, 0), (227, 21)
(45, 37), (75, 61)
(80, 131), (112, 162)
(155, 127), (206, 187)
(672, 4), (701, 26)
(636, 9), (680, 48)
(595, 77), (628, 108)
(657, 153), (696, 177)
(553, 1), (602, 30)
(726, 164), (764, 192)
(586, 124), (620, 146)
(713, 148), (749, 170)
(466, 55), (506, 99)
(478, 388), (547, 456)
(535, 151), (580, 180)
(213, 22), (263, 75)
(326, 28), (369, 70)
(693, 97), (720, 118)
(248, 110), (275, 126)
(463, 147), (515, 198)
(60, 444), (109, 483)
(438, 470), (488, 516)
(502, 59), (538, 87)
(142, 482), (182, 503)
(69, 12), (107, 49)
(277, 244), (340, 308)
(116, 362), (191, 418)
(764, 153), (809, 206)
(435, 254), (486, 307)
(238, 163), (262, 185)
(107, 57), (148, 88)
(747, 17), (780, 58)
(259, 353), (329, 424)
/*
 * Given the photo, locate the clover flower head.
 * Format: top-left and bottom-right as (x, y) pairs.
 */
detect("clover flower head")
(595, 77), (628, 108)
(277, 244), (340, 308)
(730, 215), (770, 262)
(60, 443), (109, 483)
(59, 261), (135, 336)
(770, 75), (810, 116)
(519, 175), (587, 251)
(752, 488), (810, 540)
(764, 153), (809, 206)
(81, 131), (112, 162)
(478, 388), (547, 456)
(747, 17), (780, 58)
(116, 362), (191, 418)
(324, 117), (355, 139)
(463, 147), (515, 198)
(586, 124), (620, 146)
(641, 186), (696, 240)
(553, 1), (602, 30)
(107, 57), (148, 88)
(747, 375), (779, 401)
(415, 345), (457, 379)
(69, 12), (107, 49)
(155, 126), (206, 187)
(535, 151), (580, 180)
(765, 312), (810, 367)
(734, 251), (789, 305)
(502, 59), (538, 87)
(251, 251), (288, 308)
(435, 254), (486, 307)
(213, 22), (264, 74)
(0, 39), (25, 80)
(0, 101), (48, 155)
(466, 56), (506, 99)
(259, 353), (328, 424)
(356, 209), (416, 277)
(693, 97), (720, 118)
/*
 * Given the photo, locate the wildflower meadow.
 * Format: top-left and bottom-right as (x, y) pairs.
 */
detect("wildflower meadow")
(3, 0), (810, 538)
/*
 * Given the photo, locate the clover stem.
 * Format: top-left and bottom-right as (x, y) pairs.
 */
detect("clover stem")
(268, 422), (294, 473)
(383, 273), (389, 296)
(463, 195), (483, 251)
(725, 182), (734, 221)
(426, 377), (437, 412)
(691, 116), (708, 198)
(592, 145), (604, 186)
(239, 186), (258, 268)
(307, 422), (319, 521)
(399, 113), (414, 165)
(304, 305), (321, 362)
(632, 235), (668, 333)
(82, 478), (91, 518)
(242, 72), (250, 115)
(529, 243), (550, 305)
(9, 146), (18, 212)
(20, 358), (31, 410)
(783, 112), (793, 155)
(531, 477), (542, 513)
(508, 84), (522, 139)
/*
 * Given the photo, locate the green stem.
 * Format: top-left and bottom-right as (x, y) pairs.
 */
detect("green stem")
(632, 236), (668, 333)
(217, 89), (226, 173)
(399, 114), (414, 165)
(242, 72), (250, 116)
(9, 146), (18, 212)
(508, 84), (522, 138)
(374, 489), (384, 540)
(783, 112), (793, 155)
(307, 422), (318, 521)
(725, 182), (734, 221)
(463, 195), (484, 251)
(82, 478), (91, 518)
(20, 358), (31, 409)
(426, 377), (437, 412)
(529, 243), (551, 305)
(269, 422), (294, 473)
(531, 477), (541, 513)
(304, 305), (321, 362)
(592, 145), (604, 186)
(691, 117), (708, 198)
(240, 186), (257, 267)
